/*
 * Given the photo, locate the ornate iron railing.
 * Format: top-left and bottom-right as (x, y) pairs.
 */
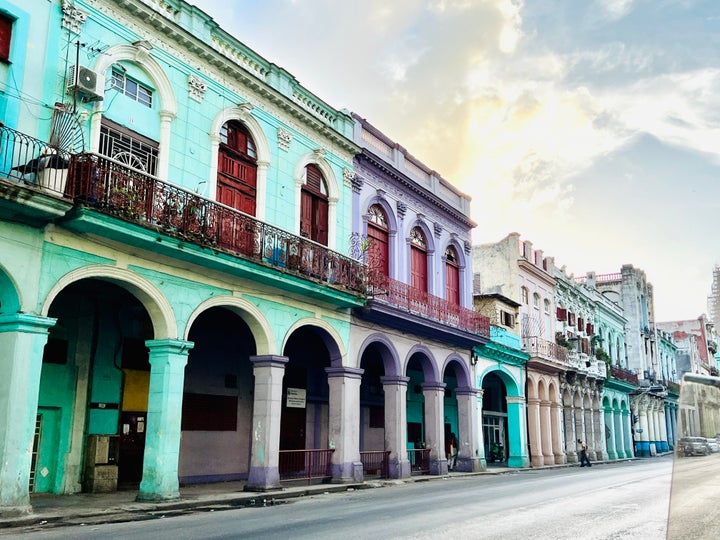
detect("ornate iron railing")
(523, 336), (569, 362)
(66, 152), (366, 294)
(0, 125), (70, 195)
(359, 450), (390, 479)
(407, 448), (430, 475)
(278, 448), (335, 484)
(368, 272), (490, 336)
(610, 365), (639, 385)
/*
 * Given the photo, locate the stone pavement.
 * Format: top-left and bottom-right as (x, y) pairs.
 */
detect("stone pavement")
(0, 460), (621, 532)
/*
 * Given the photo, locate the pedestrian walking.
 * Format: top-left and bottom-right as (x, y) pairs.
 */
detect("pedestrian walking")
(578, 439), (591, 467)
(447, 432), (458, 471)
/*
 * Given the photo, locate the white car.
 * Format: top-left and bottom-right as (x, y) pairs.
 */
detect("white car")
(705, 438), (720, 453)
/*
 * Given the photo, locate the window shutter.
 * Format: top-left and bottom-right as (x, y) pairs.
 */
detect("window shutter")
(556, 307), (566, 321)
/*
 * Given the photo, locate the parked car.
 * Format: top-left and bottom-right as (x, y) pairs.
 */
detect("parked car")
(678, 437), (710, 456)
(705, 437), (720, 453)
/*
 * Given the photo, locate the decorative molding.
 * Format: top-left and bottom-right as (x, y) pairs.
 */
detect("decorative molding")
(61, 1), (88, 34)
(313, 148), (327, 160)
(342, 168), (355, 188)
(434, 223), (443, 238)
(132, 40), (153, 64)
(188, 74), (207, 102)
(277, 127), (292, 152)
(397, 201), (407, 219)
(351, 174), (364, 194)
(464, 240), (472, 255)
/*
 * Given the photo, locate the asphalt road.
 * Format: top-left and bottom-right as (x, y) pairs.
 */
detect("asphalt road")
(667, 452), (720, 539)
(15, 457), (674, 540)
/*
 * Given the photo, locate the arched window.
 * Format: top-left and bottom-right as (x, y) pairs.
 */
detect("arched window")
(445, 245), (460, 305)
(300, 164), (329, 245)
(217, 120), (257, 215)
(410, 226), (428, 292)
(367, 204), (389, 278)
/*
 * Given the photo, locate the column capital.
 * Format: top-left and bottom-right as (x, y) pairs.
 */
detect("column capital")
(455, 386), (478, 397)
(506, 395), (525, 405)
(250, 355), (289, 368)
(325, 366), (364, 380)
(421, 381), (446, 392)
(0, 313), (56, 333)
(381, 375), (410, 386)
(145, 338), (194, 354)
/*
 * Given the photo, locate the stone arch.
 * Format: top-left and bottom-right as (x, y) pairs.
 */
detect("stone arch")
(527, 373), (540, 400)
(184, 296), (275, 356)
(282, 317), (346, 367)
(91, 43), (178, 180)
(477, 365), (522, 397)
(41, 265), (176, 339)
(548, 381), (559, 403)
(208, 105), (272, 220)
(294, 151), (341, 250)
(357, 333), (402, 376)
(441, 353), (472, 389)
(403, 343), (440, 383)
(0, 264), (21, 314)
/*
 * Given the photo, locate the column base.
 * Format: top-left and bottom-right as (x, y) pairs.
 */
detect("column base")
(0, 503), (32, 518)
(136, 490), (180, 502)
(331, 461), (363, 483)
(390, 458), (411, 479)
(507, 455), (530, 468)
(245, 466), (281, 491)
(430, 458), (448, 475)
(455, 456), (483, 472)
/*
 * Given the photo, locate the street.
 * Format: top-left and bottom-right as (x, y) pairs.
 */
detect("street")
(11, 456), (673, 540)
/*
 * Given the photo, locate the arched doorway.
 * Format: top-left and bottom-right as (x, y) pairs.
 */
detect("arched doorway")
(482, 372), (508, 465)
(38, 278), (154, 492)
(181, 307), (256, 483)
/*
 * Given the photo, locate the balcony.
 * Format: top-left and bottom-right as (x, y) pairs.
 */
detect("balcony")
(0, 126), (366, 298)
(367, 272), (490, 338)
(610, 365), (639, 385)
(522, 336), (569, 363)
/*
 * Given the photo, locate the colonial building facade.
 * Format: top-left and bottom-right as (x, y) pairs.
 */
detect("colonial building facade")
(1, 0), (366, 515)
(350, 115), (490, 476)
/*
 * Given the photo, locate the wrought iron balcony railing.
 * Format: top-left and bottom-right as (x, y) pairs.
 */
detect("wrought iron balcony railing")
(367, 272), (490, 337)
(522, 336), (569, 362)
(65, 153), (366, 294)
(610, 365), (639, 385)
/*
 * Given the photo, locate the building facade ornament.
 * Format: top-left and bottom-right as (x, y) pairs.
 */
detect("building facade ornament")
(342, 167), (355, 188)
(434, 222), (443, 238)
(187, 74), (207, 102)
(277, 127), (292, 152)
(61, 1), (87, 34)
(351, 174), (364, 194)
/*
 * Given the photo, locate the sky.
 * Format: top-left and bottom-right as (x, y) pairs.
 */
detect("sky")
(197, 0), (720, 322)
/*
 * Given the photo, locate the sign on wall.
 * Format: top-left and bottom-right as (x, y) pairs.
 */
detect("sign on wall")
(286, 387), (306, 408)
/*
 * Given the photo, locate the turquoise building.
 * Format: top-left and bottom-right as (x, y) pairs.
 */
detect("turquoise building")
(0, 0), (365, 515)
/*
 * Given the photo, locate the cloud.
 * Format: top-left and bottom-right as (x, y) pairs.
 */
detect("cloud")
(596, 0), (636, 19)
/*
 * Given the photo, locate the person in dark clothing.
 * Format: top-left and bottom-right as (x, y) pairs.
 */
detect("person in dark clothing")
(578, 439), (591, 467)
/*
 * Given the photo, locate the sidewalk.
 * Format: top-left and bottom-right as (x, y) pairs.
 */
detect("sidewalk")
(0, 459), (626, 532)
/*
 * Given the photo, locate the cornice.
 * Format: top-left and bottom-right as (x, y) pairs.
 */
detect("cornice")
(474, 342), (529, 367)
(92, 0), (360, 156)
(357, 151), (475, 229)
(517, 257), (555, 286)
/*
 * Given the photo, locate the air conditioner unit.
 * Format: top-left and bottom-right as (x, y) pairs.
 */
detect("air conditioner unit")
(68, 65), (105, 102)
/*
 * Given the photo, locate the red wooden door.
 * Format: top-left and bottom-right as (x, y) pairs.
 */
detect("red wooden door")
(410, 245), (427, 292)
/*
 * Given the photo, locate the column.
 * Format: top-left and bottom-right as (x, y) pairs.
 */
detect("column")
(527, 397), (543, 467)
(476, 389), (487, 470)
(623, 410), (634, 457)
(137, 339), (193, 502)
(550, 401), (566, 464)
(584, 404), (597, 460)
(647, 403), (657, 455)
(246, 355), (288, 491)
(157, 110), (175, 180)
(455, 387), (482, 472)
(613, 410), (625, 459)
(564, 404), (578, 463)
(381, 375), (411, 479)
(658, 405), (669, 452)
(506, 395), (529, 468)
(539, 399), (554, 465)
(0, 314), (55, 517)
(636, 399), (650, 457)
(326, 367), (364, 483)
(604, 407), (617, 460)
(422, 382), (447, 475)
(594, 402), (606, 461)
